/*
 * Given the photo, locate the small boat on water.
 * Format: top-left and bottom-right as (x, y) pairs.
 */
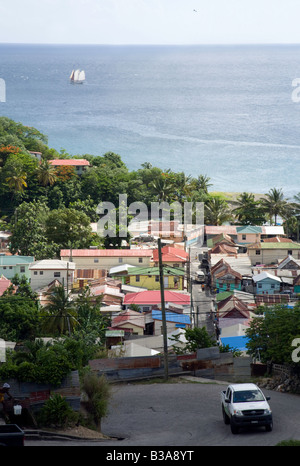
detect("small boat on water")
(70, 69), (85, 84)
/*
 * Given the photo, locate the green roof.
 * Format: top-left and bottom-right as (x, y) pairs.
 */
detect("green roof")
(127, 266), (185, 276)
(216, 291), (233, 302)
(0, 255), (35, 266)
(260, 242), (300, 249)
(236, 226), (262, 234)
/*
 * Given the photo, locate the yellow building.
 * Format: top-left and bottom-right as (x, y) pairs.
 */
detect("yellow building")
(125, 266), (185, 290)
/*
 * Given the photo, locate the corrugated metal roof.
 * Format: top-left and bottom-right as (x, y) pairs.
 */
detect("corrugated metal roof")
(152, 309), (191, 325)
(61, 249), (153, 257)
(124, 290), (190, 305)
(49, 159), (90, 166)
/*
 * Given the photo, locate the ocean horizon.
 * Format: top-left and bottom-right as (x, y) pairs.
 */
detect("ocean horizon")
(0, 43), (299, 198)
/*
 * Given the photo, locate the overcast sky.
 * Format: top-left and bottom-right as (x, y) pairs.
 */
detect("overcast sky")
(1, 0), (300, 45)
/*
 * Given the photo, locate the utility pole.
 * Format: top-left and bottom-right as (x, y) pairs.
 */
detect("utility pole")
(158, 238), (168, 381)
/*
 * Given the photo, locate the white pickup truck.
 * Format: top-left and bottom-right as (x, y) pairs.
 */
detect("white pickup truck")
(221, 383), (273, 434)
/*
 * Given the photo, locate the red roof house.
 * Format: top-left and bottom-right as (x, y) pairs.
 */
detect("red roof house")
(153, 246), (189, 266)
(0, 276), (13, 296)
(124, 289), (190, 310)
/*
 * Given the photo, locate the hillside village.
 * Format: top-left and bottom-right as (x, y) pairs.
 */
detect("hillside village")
(1, 210), (299, 360)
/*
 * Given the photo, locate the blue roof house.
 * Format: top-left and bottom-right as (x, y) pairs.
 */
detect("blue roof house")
(151, 310), (191, 336)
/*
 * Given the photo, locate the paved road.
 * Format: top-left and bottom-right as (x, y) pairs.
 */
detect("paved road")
(25, 380), (300, 446)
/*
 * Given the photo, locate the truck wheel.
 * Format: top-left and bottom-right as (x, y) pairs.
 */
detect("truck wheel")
(266, 423), (273, 432)
(230, 421), (239, 434)
(222, 406), (230, 425)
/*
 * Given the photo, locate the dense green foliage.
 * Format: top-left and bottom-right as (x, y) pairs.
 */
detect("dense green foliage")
(245, 303), (300, 365)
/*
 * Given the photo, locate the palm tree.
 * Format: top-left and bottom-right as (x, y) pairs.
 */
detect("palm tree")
(5, 168), (27, 195)
(260, 188), (289, 225)
(194, 175), (213, 194)
(37, 159), (57, 186)
(150, 172), (174, 202)
(205, 196), (232, 225)
(232, 192), (266, 225)
(41, 285), (78, 336)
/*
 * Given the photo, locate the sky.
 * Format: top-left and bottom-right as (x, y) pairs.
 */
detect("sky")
(1, 0), (300, 45)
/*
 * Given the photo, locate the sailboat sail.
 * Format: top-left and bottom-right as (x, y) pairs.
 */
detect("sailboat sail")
(70, 69), (85, 84)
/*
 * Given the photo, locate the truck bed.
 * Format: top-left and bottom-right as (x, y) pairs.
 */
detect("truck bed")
(0, 424), (24, 446)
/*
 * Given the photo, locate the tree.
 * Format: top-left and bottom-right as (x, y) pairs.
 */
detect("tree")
(36, 159), (57, 186)
(232, 192), (266, 225)
(171, 327), (216, 354)
(0, 295), (40, 341)
(150, 171), (174, 202)
(81, 372), (111, 432)
(260, 188), (289, 225)
(245, 303), (300, 365)
(9, 200), (58, 259)
(204, 195), (232, 225)
(45, 207), (95, 251)
(41, 285), (78, 336)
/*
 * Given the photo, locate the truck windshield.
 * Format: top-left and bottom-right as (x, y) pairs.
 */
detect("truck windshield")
(233, 390), (265, 403)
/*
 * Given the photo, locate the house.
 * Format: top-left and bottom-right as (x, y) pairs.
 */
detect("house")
(252, 271), (281, 295)
(29, 259), (75, 291)
(211, 260), (243, 292)
(49, 158), (90, 175)
(293, 275), (300, 294)
(205, 225), (285, 245)
(278, 255), (300, 270)
(109, 264), (136, 283)
(111, 310), (146, 336)
(123, 289), (191, 313)
(209, 243), (238, 255)
(0, 255), (34, 280)
(236, 226), (262, 245)
(125, 266), (185, 291)
(73, 268), (107, 289)
(150, 309), (191, 336)
(0, 275), (13, 296)
(206, 233), (236, 249)
(247, 241), (300, 266)
(60, 249), (153, 270)
(88, 282), (124, 307)
(152, 246), (189, 268)
(217, 295), (251, 319)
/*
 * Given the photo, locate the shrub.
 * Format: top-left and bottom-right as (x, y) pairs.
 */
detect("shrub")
(81, 373), (111, 431)
(37, 394), (78, 428)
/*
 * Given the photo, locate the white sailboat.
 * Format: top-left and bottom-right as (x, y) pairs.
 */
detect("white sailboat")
(70, 69), (85, 84)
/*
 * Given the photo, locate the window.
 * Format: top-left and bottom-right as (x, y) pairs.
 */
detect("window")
(138, 258), (143, 263)
(256, 250), (261, 255)
(288, 250), (292, 255)
(54, 272), (61, 278)
(118, 258), (123, 263)
(271, 284), (275, 289)
(242, 234), (246, 240)
(39, 271), (43, 275)
(34, 271), (38, 275)
(136, 275), (140, 282)
(155, 276), (159, 282)
(20, 266), (25, 273)
(94, 259), (99, 263)
(258, 283), (262, 288)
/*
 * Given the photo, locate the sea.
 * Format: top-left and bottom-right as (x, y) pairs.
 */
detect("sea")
(0, 43), (300, 198)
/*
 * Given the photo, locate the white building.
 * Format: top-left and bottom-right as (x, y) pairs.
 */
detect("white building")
(29, 259), (75, 291)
